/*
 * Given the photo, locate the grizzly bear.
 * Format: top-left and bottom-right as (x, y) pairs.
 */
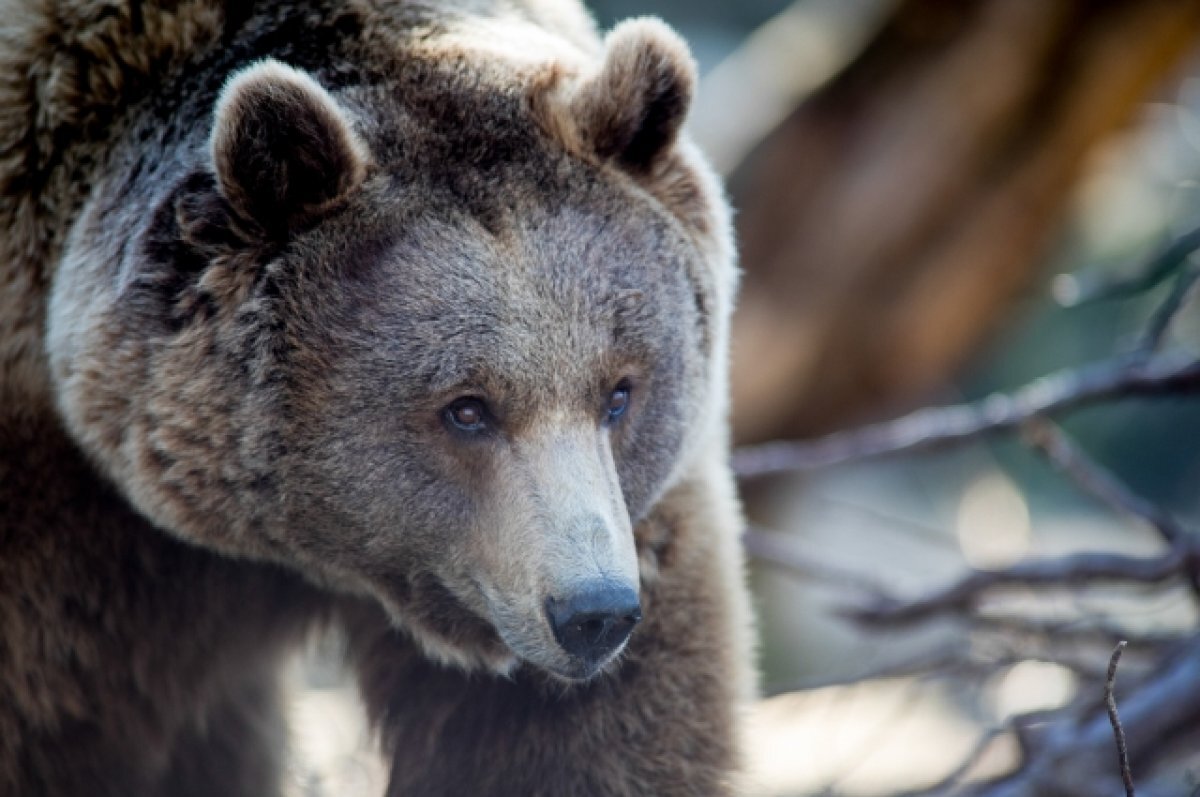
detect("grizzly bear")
(0, 1), (755, 795)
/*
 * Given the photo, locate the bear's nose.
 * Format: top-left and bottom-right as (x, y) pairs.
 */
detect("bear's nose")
(546, 583), (642, 666)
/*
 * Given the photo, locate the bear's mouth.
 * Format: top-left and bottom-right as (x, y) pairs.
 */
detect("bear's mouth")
(493, 624), (624, 683)
(374, 572), (518, 674)
(484, 585), (641, 683)
(375, 572), (638, 682)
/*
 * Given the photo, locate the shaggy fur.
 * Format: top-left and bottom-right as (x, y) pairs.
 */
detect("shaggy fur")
(0, 1), (754, 795)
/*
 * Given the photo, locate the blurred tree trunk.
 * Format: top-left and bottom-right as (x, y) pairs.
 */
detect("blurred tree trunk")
(726, 0), (1200, 444)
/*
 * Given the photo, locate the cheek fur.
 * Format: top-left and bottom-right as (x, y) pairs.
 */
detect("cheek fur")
(611, 392), (689, 520)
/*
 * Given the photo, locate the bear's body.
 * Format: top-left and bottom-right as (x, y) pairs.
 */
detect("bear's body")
(0, 1), (754, 795)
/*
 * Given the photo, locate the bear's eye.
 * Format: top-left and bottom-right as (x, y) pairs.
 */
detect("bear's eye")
(444, 398), (488, 433)
(606, 380), (632, 424)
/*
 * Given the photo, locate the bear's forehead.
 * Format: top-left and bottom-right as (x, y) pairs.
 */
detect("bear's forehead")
(373, 210), (681, 337)
(325, 151), (692, 317)
(295, 190), (695, 404)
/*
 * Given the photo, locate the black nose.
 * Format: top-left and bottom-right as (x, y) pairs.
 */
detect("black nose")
(546, 583), (642, 665)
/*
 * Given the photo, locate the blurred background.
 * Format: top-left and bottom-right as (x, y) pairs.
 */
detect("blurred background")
(290, 1), (1200, 794)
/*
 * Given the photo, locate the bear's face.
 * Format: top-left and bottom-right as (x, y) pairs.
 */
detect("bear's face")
(49, 22), (722, 680)
(278, 185), (704, 679)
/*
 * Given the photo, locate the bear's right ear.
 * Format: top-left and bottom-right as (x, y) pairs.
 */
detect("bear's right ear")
(210, 60), (368, 235)
(557, 18), (696, 173)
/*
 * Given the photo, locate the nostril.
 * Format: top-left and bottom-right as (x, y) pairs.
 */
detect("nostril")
(546, 582), (641, 665)
(578, 617), (609, 645)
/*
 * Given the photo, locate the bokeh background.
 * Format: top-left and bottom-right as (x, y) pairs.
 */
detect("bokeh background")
(289, 2), (1200, 794)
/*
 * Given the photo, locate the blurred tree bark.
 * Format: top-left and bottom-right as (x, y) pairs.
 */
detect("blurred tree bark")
(726, 0), (1200, 444)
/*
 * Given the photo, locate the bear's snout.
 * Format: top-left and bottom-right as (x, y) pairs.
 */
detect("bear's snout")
(545, 581), (641, 674)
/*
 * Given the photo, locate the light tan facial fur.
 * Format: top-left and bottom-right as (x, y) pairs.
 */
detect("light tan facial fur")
(463, 415), (641, 678)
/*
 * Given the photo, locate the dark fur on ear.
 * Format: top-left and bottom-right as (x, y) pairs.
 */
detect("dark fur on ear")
(210, 59), (368, 234)
(568, 18), (696, 172)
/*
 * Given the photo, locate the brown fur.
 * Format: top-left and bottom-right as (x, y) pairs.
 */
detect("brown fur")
(0, 1), (754, 794)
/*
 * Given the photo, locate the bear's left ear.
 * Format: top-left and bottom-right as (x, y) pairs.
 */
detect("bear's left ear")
(565, 18), (696, 172)
(210, 59), (368, 234)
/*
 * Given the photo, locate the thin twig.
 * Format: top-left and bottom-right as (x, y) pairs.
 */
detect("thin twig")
(743, 526), (888, 596)
(901, 725), (1008, 797)
(1024, 416), (1200, 600)
(1021, 418), (1190, 548)
(732, 352), (1200, 476)
(802, 493), (959, 551)
(817, 678), (929, 795)
(1106, 641), (1135, 797)
(763, 646), (965, 695)
(1053, 225), (1200, 306)
(1137, 262), (1200, 351)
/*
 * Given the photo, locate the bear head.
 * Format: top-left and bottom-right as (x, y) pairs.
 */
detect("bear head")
(47, 18), (732, 682)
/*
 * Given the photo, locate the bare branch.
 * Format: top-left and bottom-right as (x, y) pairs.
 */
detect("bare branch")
(739, 222), (1200, 791)
(844, 549), (1189, 627)
(732, 352), (1200, 476)
(734, 223), (1200, 477)
(765, 644), (1107, 697)
(745, 422), (1199, 628)
(1106, 641), (1136, 797)
(971, 613), (1184, 651)
(966, 639), (1200, 797)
